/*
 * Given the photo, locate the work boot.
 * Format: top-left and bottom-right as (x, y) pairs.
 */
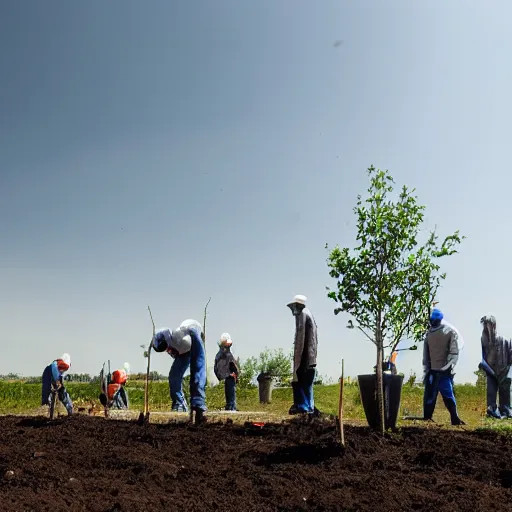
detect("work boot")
(442, 397), (465, 426)
(309, 407), (321, 418)
(500, 405), (512, 419)
(171, 405), (188, 413)
(288, 405), (301, 415)
(193, 407), (207, 426)
(487, 405), (502, 419)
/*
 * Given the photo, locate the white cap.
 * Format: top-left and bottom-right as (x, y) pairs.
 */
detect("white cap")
(287, 294), (307, 307)
(219, 333), (233, 346)
(62, 353), (71, 366)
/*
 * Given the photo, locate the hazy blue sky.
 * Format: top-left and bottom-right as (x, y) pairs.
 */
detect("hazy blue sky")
(1, 1), (511, 384)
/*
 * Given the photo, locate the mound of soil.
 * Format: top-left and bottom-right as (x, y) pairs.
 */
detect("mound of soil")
(1, 415), (512, 511)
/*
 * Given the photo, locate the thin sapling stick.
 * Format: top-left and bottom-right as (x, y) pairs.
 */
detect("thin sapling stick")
(338, 359), (345, 446)
(203, 297), (211, 386)
(144, 306), (156, 423)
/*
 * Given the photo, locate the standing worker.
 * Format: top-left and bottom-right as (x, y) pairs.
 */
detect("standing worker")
(287, 294), (320, 416)
(41, 353), (73, 417)
(214, 333), (239, 411)
(152, 318), (207, 424)
(422, 309), (465, 425)
(479, 315), (512, 419)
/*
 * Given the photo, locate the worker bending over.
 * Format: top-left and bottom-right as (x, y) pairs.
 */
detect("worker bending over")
(214, 333), (239, 411)
(100, 365), (130, 410)
(152, 318), (207, 423)
(41, 353), (73, 416)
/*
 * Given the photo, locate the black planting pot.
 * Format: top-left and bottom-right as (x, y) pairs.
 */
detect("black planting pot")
(358, 373), (404, 430)
(256, 372), (274, 404)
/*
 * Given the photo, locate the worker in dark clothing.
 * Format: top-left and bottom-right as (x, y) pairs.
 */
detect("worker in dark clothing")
(479, 315), (512, 419)
(214, 333), (239, 411)
(287, 294), (320, 416)
(423, 309), (465, 425)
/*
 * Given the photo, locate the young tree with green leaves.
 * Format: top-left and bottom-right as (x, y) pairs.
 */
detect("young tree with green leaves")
(326, 165), (464, 433)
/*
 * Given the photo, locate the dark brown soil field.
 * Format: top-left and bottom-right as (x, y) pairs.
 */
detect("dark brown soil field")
(1, 415), (512, 512)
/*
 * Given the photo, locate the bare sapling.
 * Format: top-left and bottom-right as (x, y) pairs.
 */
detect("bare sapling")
(139, 305), (155, 426)
(338, 359), (345, 446)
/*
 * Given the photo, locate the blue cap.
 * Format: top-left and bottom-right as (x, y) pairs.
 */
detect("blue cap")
(430, 308), (444, 322)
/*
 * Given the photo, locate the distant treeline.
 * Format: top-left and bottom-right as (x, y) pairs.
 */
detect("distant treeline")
(0, 372), (169, 384)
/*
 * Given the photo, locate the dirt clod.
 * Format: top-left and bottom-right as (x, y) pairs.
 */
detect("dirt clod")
(0, 415), (511, 511)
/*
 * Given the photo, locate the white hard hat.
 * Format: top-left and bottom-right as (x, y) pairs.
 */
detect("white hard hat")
(62, 353), (71, 366)
(219, 333), (233, 346)
(287, 294), (307, 307)
(123, 362), (131, 374)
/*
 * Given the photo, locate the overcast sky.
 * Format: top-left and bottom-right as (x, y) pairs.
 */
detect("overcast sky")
(1, 1), (511, 384)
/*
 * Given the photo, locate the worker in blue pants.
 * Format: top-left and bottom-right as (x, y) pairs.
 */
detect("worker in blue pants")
(287, 294), (320, 416)
(41, 353), (74, 416)
(423, 309), (465, 425)
(152, 319), (207, 424)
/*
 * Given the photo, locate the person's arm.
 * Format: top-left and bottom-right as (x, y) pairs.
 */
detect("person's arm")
(422, 335), (430, 372)
(479, 335), (496, 376)
(293, 312), (306, 373)
(50, 361), (61, 384)
(441, 329), (459, 371)
(213, 353), (222, 381)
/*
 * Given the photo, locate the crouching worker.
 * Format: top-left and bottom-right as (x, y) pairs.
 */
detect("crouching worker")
(214, 333), (239, 411)
(287, 295), (320, 416)
(152, 319), (207, 424)
(41, 353), (73, 416)
(423, 309), (465, 425)
(100, 365), (129, 410)
(479, 315), (512, 419)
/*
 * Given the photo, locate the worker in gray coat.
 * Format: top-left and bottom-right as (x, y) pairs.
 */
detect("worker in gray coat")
(287, 294), (319, 416)
(423, 308), (464, 425)
(479, 315), (512, 419)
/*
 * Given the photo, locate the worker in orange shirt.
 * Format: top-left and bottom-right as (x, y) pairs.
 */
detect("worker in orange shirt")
(99, 363), (130, 410)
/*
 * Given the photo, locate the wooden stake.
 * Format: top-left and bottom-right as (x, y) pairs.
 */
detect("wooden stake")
(203, 297), (211, 387)
(144, 306), (156, 422)
(338, 359), (345, 446)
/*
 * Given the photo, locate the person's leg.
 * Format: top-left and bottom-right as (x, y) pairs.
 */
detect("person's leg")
(499, 378), (512, 418)
(438, 375), (464, 425)
(120, 386), (129, 409)
(423, 371), (440, 420)
(113, 387), (128, 409)
(58, 385), (74, 415)
(41, 366), (52, 406)
(289, 381), (302, 414)
(189, 334), (207, 412)
(486, 374), (501, 418)
(224, 376), (236, 410)
(169, 354), (190, 412)
(294, 368), (309, 413)
(301, 367), (316, 414)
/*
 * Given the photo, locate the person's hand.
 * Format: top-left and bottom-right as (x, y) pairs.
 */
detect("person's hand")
(53, 380), (62, 390)
(230, 373), (237, 378)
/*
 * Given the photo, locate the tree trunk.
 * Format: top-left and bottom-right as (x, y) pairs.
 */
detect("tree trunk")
(375, 327), (385, 435)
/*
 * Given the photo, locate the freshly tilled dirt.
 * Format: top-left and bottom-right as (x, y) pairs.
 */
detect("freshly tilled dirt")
(0, 415), (511, 511)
